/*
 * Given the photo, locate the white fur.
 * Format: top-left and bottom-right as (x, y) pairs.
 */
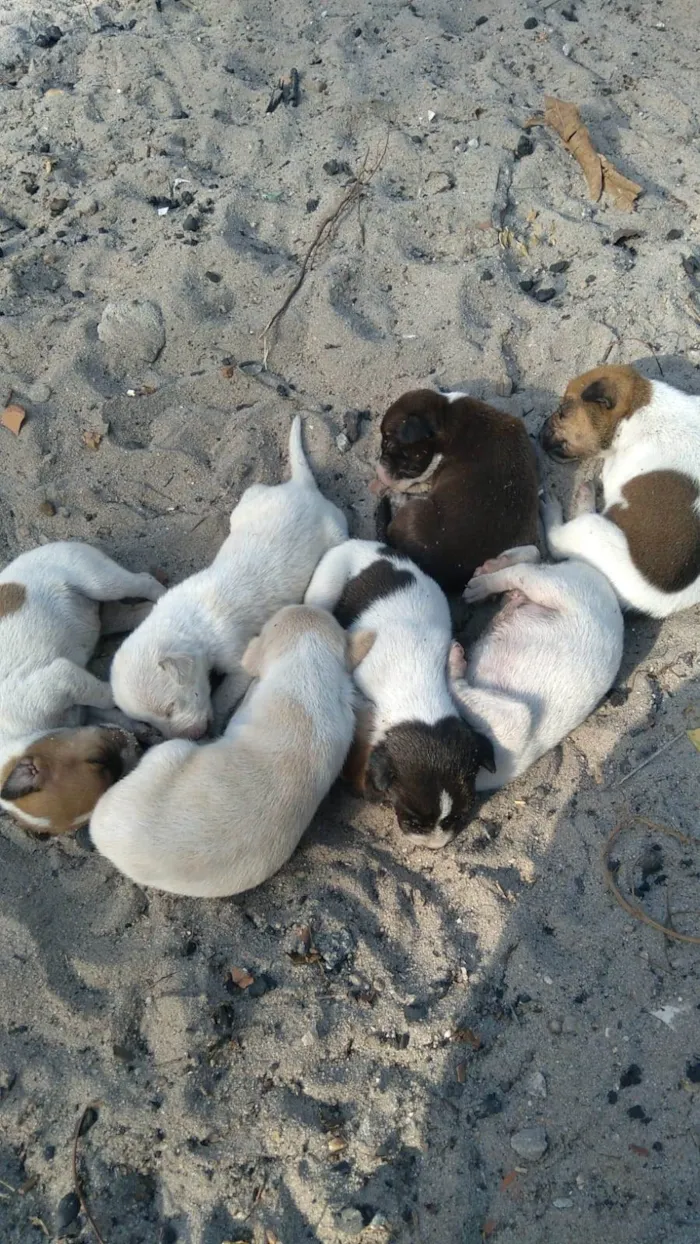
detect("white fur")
(452, 547), (623, 790)
(544, 379), (700, 616)
(110, 417), (348, 738)
(91, 609), (359, 897)
(0, 542), (164, 820)
(304, 539), (455, 739)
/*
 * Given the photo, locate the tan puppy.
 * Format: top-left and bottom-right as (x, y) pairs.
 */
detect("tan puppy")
(90, 607), (374, 897)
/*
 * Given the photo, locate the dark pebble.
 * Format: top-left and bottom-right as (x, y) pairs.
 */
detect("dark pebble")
(160, 1226), (178, 1244)
(183, 939), (198, 955)
(57, 1191), (80, 1231)
(248, 974), (275, 998)
(549, 259), (570, 273)
(620, 1063), (643, 1088)
(686, 1059), (700, 1083)
(682, 255), (699, 278)
(353, 27), (362, 36)
(404, 1001), (429, 1023)
(666, 228), (683, 240)
(562, 7), (578, 20)
(652, 1140), (663, 1151)
(39, 500), (57, 516)
(524, 16), (538, 29)
(515, 134), (534, 159)
(204, 270), (221, 283)
(78, 1106), (99, 1136)
(475, 15), (488, 25)
(49, 197), (69, 216)
(183, 214), (200, 232)
(628, 1104), (650, 1122)
(535, 287), (556, 303)
(475, 1092), (502, 1119)
(343, 408), (368, 442)
(410, 134), (423, 144)
(519, 278), (535, 293)
(306, 196), (320, 213)
(180, 190), (195, 206)
(35, 25), (63, 48)
(112, 1043), (136, 1062)
(44, 1145), (56, 1161)
(481, 269), (494, 281)
(608, 1090), (618, 1104)
(323, 159), (353, 177)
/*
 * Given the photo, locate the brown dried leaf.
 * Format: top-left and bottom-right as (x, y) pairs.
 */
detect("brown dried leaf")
(600, 155), (642, 211)
(543, 96), (603, 201)
(456, 1061), (467, 1084)
(327, 1136), (347, 1154)
(482, 1219), (498, 1240)
(220, 364), (235, 379)
(629, 1143), (650, 1157)
(230, 967), (254, 989)
(452, 1027), (482, 1049)
(500, 1170), (518, 1191)
(1, 403), (26, 435)
(82, 429), (103, 450)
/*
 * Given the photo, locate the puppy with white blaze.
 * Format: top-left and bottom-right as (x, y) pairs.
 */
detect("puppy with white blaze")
(110, 417), (348, 738)
(91, 606), (375, 897)
(450, 546), (623, 789)
(304, 539), (495, 848)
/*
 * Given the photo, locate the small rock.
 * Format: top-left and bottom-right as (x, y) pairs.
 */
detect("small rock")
(343, 408), (366, 443)
(620, 1063), (643, 1088)
(204, 270), (222, 283)
(666, 227), (683, 241)
(57, 1191), (80, 1231)
(247, 973), (274, 998)
(628, 1104), (650, 1122)
(475, 15), (488, 25)
(510, 1125), (548, 1161)
(553, 1198), (573, 1210)
(475, 1092), (502, 1119)
(608, 1090), (618, 1104)
(527, 1070), (547, 1099)
(182, 214), (200, 232)
(515, 134), (534, 159)
(43, 1144), (56, 1161)
(316, 928), (355, 971)
(27, 381), (51, 404)
(306, 196), (320, 213)
(323, 159), (353, 177)
(549, 259), (570, 274)
(686, 1059), (700, 1083)
(562, 7), (578, 20)
(481, 269), (494, 281)
(535, 288), (557, 303)
(35, 25), (63, 49)
(467, 136), (480, 149)
(0, 1068), (16, 1099)
(78, 1106), (99, 1136)
(562, 42), (572, 56)
(524, 16), (538, 29)
(561, 1016), (576, 1034)
(369, 1212), (390, 1230)
(49, 196), (69, 216)
(519, 278), (535, 293)
(98, 299), (166, 363)
(336, 432), (350, 454)
(336, 1206), (365, 1235)
(404, 1000), (429, 1023)
(548, 1017), (563, 1034)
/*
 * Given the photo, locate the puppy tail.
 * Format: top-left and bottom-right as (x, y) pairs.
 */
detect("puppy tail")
(288, 416), (318, 489)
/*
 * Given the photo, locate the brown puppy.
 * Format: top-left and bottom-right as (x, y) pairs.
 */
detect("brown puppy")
(374, 389), (539, 592)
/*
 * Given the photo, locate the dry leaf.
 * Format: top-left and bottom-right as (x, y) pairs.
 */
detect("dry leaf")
(500, 1170), (518, 1191)
(629, 1144), (650, 1157)
(527, 96), (641, 211)
(456, 1061), (467, 1084)
(452, 1027), (482, 1049)
(82, 429), (103, 450)
(230, 967), (254, 989)
(221, 364), (235, 379)
(1, 403), (26, 435)
(687, 728), (700, 751)
(599, 155), (642, 211)
(482, 1219), (498, 1240)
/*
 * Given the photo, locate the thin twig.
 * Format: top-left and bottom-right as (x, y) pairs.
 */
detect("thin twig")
(73, 1105), (107, 1244)
(261, 133), (390, 367)
(615, 730), (685, 787)
(602, 816), (700, 944)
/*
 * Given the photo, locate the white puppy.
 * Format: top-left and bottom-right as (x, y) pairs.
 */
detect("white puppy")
(0, 542), (164, 833)
(541, 364), (700, 616)
(91, 606), (374, 897)
(110, 417), (348, 739)
(304, 539), (495, 848)
(450, 546), (623, 790)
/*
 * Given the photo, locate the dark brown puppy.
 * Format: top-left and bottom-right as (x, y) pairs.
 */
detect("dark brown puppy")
(375, 390), (539, 592)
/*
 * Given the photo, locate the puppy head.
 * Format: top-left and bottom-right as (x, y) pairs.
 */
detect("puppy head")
(112, 647), (211, 740)
(0, 726), (140, 836)
(541, 365), (652, 461)
(366, 716), (495, 848)
(242, 605), (374, 677)
(379, 390), (448, 484)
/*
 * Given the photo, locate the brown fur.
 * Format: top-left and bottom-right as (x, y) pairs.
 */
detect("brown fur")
(0, 583), (26, 617)
(377, 391), (539, 592)
(541, 365), (653, 460)
(243, 605), (374, 677)
(607, 470), (700, 593)
(0, 727), (136, 835)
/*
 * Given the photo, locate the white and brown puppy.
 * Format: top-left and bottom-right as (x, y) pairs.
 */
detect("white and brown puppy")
(110, 416), (348, 739)
(91, 606), (374, 897)
(541, 365), (700, 616)
(0, 542), (164, 834)
(450, 546), (623, 789)
(304, 539), (495, 848)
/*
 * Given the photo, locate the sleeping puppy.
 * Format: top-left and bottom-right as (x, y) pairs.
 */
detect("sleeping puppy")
(91, 606), (374, 897)
(541, 364), (700, 616)
(372, 389), (539, 592)
(304, 539), (495, 848)
(449, 546), (623, 789)
(0, 542), (164, 834)
(111, 416), (348, 739)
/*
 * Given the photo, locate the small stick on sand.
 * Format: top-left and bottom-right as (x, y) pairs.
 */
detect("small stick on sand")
(261, 132), (390, 368)
(72, 1105), (107, 1244)
(603, 816), (700, 944)
(615, 730), (685, 787)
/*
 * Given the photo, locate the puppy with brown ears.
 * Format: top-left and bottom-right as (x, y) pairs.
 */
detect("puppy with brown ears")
(541, 365), (700, 616)
(373, 389), (540, 592)
(0, 541), (164, 834)
(90, 606), (374, 897)
(304, 539), (495, 848)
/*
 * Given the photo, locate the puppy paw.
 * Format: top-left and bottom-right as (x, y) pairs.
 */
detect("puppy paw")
(448, 641), (467, 679)
(462, 577), (493, 604)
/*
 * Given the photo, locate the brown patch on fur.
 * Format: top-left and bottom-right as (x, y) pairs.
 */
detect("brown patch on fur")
(0, 582), (26, 617)
(0, 727), (136, 835)
(378, 391), (539, 592)
(342, 701), (375, 792)
(244, 605), (347, 677)
(607, 470), (700, 593)
(541, 365), (653, 460)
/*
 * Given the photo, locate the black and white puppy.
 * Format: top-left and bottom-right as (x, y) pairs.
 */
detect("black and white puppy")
(304, 539), (494, 847)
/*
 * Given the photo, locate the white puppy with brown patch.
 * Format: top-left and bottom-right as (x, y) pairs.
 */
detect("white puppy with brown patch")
(304, 539), (495, 848)
(450, 546), (623, 789)
(91, 606), (374, 897)
(0, 542), (164, 833)
(541, 364), (700, 616)
(110, 417), (348, 739)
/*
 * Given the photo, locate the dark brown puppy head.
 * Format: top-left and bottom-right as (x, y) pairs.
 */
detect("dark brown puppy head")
(0, 726), (141, 836)
(366, 716), (495, 848)
(379, 390), (450, 485)
(541, 365), (652, 461)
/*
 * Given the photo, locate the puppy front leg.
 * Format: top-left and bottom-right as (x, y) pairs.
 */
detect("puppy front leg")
(1, 660), (114, 732)
(58, 545), (165, 603)
(304, 544), (355, 613)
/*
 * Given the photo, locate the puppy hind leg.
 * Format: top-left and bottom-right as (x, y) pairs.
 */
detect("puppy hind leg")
(464, 563), (568, 610)
(54, 544), (165, 603)
(100, 600), (155, 635)
(1, 660), (114, 733)
(472, 545), (541, 577)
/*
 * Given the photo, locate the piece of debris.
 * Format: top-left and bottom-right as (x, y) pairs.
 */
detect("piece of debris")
(510, 1125), (548, 1161)
(323, 159), (353, 177)
(525, 96), (642, 211)
(1, 403), (26, 435)
(230, 967), (255, 990)
(651, 1003), (689, 1029)
(82, 430), (103, 450)
(266, 68), (300, 113)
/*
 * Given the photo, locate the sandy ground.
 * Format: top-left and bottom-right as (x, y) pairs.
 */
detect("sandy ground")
(1, 0), (700, 1241)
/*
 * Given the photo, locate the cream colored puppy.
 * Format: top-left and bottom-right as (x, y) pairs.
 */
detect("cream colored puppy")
(110, 417), (348, 739)
(91, 606), (374, 897)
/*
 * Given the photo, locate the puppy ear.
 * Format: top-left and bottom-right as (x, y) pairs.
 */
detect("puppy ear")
(474, 731), (496, 774)
(346, 629), (376, 671)
(1, 757), (43, 800)
(367, 743), (394, 793)
(397, 413), (434, 444)
(159, 654), (196, 683)
(581, 378), (615, 410)
(241, 637), (262, 677)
